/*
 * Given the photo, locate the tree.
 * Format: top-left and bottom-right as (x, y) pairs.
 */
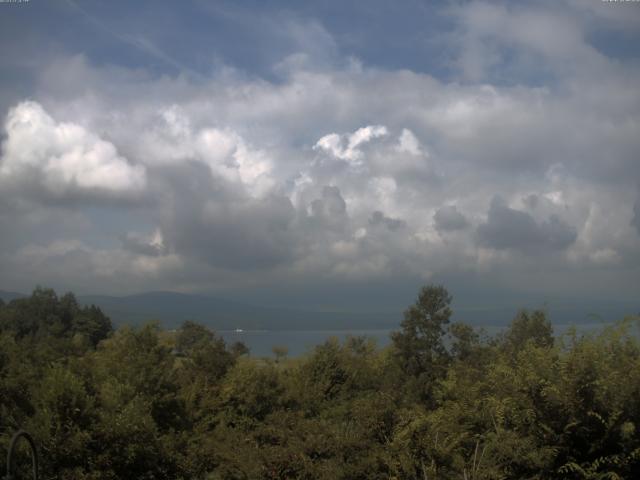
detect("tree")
(217, 359), (284, 424)
(503, 309), (553, 355)
(391, 285), (452, 402)
(176, 320), (215, 355)
(73, 304), (112, 347)
(229, 341), (249, 358)
(448, 322), (480, 362)
(0, 288), (112, 348)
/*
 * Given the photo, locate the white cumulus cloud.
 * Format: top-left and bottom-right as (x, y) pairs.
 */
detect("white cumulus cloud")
(314, 125), (388, 165)
(0, 101), (146, 200)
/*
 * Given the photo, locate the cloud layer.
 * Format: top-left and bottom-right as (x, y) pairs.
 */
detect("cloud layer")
(0, 1), (639, 308)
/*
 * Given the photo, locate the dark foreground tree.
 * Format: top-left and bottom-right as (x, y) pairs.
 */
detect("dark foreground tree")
(391, 284), (452, 401)
(503, 308), (554, 356)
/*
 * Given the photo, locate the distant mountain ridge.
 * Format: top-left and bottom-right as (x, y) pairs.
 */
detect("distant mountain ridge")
(2, 289), (399, 330)
(78, 291), (399, 331)
(0, 290), (26, 302)
(2, 289), (637, 331)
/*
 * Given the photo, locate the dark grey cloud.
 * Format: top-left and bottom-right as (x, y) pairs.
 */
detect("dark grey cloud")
(632, 196), (640, 236)
(309, 186), (348, 231)
(434, 205), (469, 232)
(523, 194), (539, 210)
(477, 196), (577, 252)
(120, 232), (163, 257)
(166, 197), (296, 270)
(311, 185), (346, 216)
(157, 163), (297, 271)
(369, 211), (406, 232)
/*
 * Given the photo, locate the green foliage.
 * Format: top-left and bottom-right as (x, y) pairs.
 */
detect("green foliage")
(392, 285), (452, 373)
(448, 321), (482, 362)
(1, 286), (639, 479)
(391, 284), (453, 403)
(503, 309), (554, 355)
(0, 287), (112, 348)
(176, 320), (215, 355)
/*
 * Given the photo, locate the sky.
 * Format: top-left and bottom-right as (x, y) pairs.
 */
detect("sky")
(0, 0), (639, 313)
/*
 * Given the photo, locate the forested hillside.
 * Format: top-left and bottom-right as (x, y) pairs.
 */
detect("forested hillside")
(1, 287), (639, 479)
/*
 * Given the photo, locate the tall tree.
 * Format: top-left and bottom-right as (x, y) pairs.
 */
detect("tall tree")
(503, 309), (554, 355)
(391, 285), (452, 401)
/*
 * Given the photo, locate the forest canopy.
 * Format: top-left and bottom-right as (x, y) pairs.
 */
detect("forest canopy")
(1, 286), (639, 479)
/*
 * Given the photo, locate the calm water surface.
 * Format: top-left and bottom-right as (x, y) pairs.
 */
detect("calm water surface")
(219, 323), (614, 357)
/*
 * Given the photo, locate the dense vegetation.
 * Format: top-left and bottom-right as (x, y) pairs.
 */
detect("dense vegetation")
(1, 286), (639, 479)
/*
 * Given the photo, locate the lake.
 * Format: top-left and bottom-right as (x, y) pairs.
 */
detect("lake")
(218, 322), (616, 357)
